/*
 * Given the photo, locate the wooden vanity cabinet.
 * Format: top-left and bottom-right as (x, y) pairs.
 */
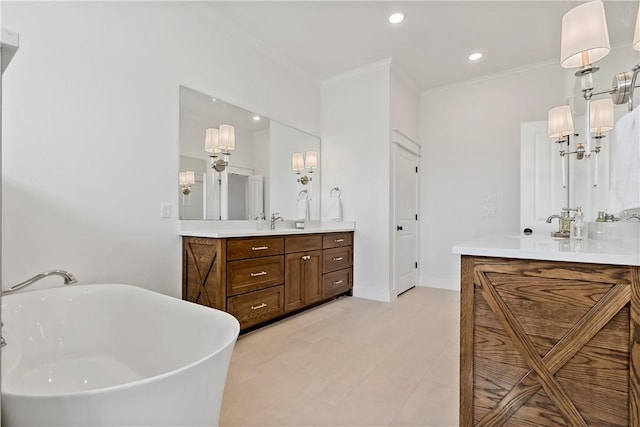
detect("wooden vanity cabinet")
(460, 256), (640, 426)
(182, 231), (353, 331)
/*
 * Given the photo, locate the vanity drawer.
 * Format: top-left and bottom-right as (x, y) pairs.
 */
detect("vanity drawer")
(285, 234), (322, 253)
(227, 237), (284, 261)
(227, 285), (285, 330)
(323, 232), (353, 249)
(227, 256), (284, 296)
(322, 269), (352, 299)
(322, 246), (352, 273)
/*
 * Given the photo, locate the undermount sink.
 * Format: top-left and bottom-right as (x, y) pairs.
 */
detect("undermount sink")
(587, 221), (640, 242)
(1, 283), (239, 426)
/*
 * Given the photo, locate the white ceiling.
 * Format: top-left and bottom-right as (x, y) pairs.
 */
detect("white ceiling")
(206, 1), (639, 91)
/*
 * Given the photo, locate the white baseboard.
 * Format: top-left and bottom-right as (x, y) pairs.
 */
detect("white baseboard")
(352, 285), (393, 302)
(418, 275), (460, 291)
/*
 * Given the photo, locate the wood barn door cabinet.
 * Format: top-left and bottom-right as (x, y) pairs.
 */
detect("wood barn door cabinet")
(460, 255), (640, 426)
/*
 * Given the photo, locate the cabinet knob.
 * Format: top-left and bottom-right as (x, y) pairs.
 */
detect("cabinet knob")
(334, 238), (344, 243)
(251, 246), (268, 251)
(302, 255), (311, 260)
(251, 303), (267, 310)
(397, 225), (403, 231)
(333, 280), (344, 285)
(333, 257), (344, 261)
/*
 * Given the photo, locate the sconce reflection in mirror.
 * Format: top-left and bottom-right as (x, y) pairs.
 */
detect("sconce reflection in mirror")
(205, 124), (236, 172)
(179, 170), (195, 205)
(292, 150), (318, 185)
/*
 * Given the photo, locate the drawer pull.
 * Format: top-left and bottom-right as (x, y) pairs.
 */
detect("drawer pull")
(251, 303), (267, 310)
(333, 257), (344, 261)
(333, 280), (344, 285)
(302, 255), (311, 260)
(250, 271), (267, 277)
(252, 246), (269, 251)
(334, 238), (345, 243)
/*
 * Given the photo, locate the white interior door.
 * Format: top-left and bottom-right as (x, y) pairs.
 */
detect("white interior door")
(247, 175), (264, 220)
(393, 143), (418, 296)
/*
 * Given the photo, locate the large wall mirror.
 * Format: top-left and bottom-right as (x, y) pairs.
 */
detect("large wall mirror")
(179, 86), (321, 221)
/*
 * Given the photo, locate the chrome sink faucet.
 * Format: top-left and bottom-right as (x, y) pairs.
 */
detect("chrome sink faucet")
(2, 270), (77, 295)
(546, 208), (575, 238)
(270, 213), (283, 230)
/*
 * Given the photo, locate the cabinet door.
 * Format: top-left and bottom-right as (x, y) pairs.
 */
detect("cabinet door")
(284, 250), (323, 312)
(304, 250), (323, 305)
(284, 253), (305, 312)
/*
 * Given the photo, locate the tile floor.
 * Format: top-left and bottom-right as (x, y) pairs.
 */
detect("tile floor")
(220, 286), (460, 427)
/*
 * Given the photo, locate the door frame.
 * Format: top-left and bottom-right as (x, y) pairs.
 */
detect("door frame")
(390, 129), (421, 300)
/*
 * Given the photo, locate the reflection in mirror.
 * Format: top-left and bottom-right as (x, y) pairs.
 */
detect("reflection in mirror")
(179, 86), (321, 221)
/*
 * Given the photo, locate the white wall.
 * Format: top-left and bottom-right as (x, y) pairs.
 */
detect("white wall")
(269, 122), (320, 220)
(1, 2), (319, 295)
(419, 62), (567, 290)
(321, 59), (392, 302)
(390, 62), (420, 143)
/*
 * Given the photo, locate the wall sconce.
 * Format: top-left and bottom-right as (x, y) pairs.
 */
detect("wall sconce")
(291, 150), (318, 185)
(557, 0), (639, 160)
(204, 124), (236, 172)
(548, 105), (576, 188)
(179, 170), (195, 205)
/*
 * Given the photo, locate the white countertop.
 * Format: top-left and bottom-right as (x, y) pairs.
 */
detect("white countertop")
(179, 220), (355, 238)
(452, 234), (640, 266)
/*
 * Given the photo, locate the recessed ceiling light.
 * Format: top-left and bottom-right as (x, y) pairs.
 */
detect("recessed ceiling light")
(468, 52), (483, 61)
(389, 12), (404, 24)
(252, 115), (261, 121)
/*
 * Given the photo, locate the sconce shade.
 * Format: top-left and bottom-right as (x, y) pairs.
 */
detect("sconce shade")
(634, 3), (640, 51)
(305, 150), (318, 170)
(292, 152), (304, 172)
(204, 128), (219, 154)
(590, 98), (614, 133)
(547, 105), (575, 138)
(560, 0), (610, 68)
(218, 124), (236, 152)
(179, 171), (195, 186)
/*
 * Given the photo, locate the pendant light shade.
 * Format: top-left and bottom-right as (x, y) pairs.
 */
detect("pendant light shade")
(217, 124), (236, 152)
(548, 105), (575, 139)
(292, 152), (304, 172)
(305, 150), (318, 171)
(204, 128), (219, 154)
(589, 98), (614, 134)
(560, 0), (610, 68)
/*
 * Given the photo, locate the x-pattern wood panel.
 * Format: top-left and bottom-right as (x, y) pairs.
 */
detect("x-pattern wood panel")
(183, 238), (225, 310)
(460, 257), (640, 427)
(473, 269), (630, 426)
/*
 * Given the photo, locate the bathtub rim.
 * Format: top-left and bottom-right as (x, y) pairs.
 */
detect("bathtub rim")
(1, 283), (240, 398)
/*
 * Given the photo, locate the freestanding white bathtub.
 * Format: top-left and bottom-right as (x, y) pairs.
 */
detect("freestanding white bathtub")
(1, 284), (240, 426)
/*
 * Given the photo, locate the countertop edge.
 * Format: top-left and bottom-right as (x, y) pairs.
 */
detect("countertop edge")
(179, 221), (355, 238)
(452, 234), (640, 267)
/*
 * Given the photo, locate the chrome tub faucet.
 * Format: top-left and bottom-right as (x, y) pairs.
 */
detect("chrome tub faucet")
(3, 270), (78, 295)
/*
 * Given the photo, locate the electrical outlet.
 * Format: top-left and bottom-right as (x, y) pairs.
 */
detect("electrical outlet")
(160, 203), (171, 218)
(481, 192), (498, 204)
(482, 208), (497, 217)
